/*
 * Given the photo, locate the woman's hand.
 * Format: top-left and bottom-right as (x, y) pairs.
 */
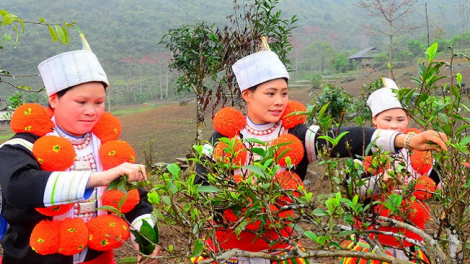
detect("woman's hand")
(87, 162), (147, 188)
(396, 130), (447, 151)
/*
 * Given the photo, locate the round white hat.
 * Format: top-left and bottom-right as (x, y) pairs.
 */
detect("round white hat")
(232, 38), (289, 92)
(367, 78), (403, 117)
(38, 35), (109, 96)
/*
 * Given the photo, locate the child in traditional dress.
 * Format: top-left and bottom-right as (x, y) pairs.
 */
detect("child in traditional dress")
(193, 39), (447, 264)
(0, 36), (159, 264)
(339, 78), (439, 263)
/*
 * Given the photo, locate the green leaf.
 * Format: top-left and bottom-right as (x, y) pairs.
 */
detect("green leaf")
(318, 103), (329, 119)
(167, 163), (181, 177)
(119, 256), (138, 263)
(312, 208), (329, 216)
(456, 72), (463, 85)
(190, 239), (204, 258)
(425, 42), (438, 61)
(96, 205), (121, 215)
(60, 25), (69, 44)
(48, 25), (58, 42)
(141, 220), (156, 242)
(147, 191), (160, 204)
(2, 13), (17, 25)
(55, 25), (65, 44)
(162, 196), (171, 205)
(242, 164), (265, 177)
(196, 185), (220, 193)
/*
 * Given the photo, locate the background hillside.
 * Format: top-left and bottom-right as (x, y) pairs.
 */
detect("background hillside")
(2, 0), (469, 107)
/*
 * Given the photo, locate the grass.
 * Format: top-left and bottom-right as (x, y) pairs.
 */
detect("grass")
(110, 104), (160, 117)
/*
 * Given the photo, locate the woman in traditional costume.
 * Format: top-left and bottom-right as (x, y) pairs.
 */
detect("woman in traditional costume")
(339, 78), (439, 263)
(0, 36), (159, 264)
(193, 39), (447, 264)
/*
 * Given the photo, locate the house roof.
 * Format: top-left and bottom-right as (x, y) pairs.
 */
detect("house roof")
(349, 47), (380, 59)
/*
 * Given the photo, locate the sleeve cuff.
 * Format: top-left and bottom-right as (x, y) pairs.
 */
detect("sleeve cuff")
(131, 214), (154, 230)
(305, 125), (320, 162)
(371, 129), (401, 154)
(43, 171), (92, 206)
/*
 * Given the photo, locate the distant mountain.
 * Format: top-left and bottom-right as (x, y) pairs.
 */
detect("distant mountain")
(2, 0), (467, 99)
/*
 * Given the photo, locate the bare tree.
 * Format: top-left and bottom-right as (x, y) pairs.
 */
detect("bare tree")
(357, 0), (419, 79)
(454, 0), (470, 48)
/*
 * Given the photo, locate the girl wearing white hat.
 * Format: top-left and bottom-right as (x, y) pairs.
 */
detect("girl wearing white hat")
(339, 78), (440, 263)
(193, 39), (446, 263)
(0, 36), (159, 264)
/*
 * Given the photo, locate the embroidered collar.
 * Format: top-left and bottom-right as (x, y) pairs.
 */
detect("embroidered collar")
(244, 118), (279, 136)
(54, 125), (89, 146)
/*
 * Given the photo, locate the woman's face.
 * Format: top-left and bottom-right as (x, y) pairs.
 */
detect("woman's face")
(49, 82), (106, 137)
(373, 108), (409, 133)
(242, 78), (288, 124)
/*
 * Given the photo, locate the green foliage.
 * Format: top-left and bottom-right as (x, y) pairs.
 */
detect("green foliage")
(310, 73), (323, 88)
(448, 31), (470, 49)
(0, 10), (24, 48)
(350, 78), (383, 125)
(8, 91), (23, 109)
(407, 39), (425, 57)
(159, 0), (298, 143)
(138, 42), (470, 263)
(309, 83), (354, 124)
(131, 220), (159, 256)
(332, 53), (351, 73)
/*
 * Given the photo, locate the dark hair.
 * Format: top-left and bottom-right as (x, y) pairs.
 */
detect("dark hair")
(56, 86), (73, 99)
(248, 77), (289, 92)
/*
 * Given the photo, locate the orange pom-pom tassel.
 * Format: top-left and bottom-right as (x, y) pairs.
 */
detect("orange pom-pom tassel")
(213, 138), (247, 166)
(362, 155), (389, 175)
(87, 215), (130, 251)
(407, 199), (431, 226)
(44, 106), (54, 119)
(281, 100), (307, 129)
(32, 136), (76, 171)
(10, 103), (54, 136)
(35, 203), (74, 217)
(58, 218), (88, 255)
(274, 171), (304, 192)
(98, 140), (136, 170)
(102, 189), (140, 214)
(404, 127), (422, 134)
(410, 150), (433, 174)
(413, 176), (436, 200)
(271, 134), (304, 166)
(30, 220), (60, 255)
(213, 107), (246, 138)
(92, 112), (122, 143)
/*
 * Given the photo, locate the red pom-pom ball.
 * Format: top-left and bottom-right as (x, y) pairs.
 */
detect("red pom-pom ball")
(404, 127), (422, 134)
(58, 218), (88, 255)
(99, 140), (136, 170)
(30, 220), (60, 255)
(32, 135), (76, 171)
(281, 100), (307, 129)
(274, 171), (304, 193)
(213, 107), (246, 138)
(92, 112), (122, 143)
(102, 189), (140, 214)
(410, 150), (433, 174)
(10, 103), (54, 136)
(87, 214), (130, 251)
(271, 134), (304, 166)
(213, 138), (248, 166)
(413, 176), (436, 200)
(36, 203), (74, 217)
